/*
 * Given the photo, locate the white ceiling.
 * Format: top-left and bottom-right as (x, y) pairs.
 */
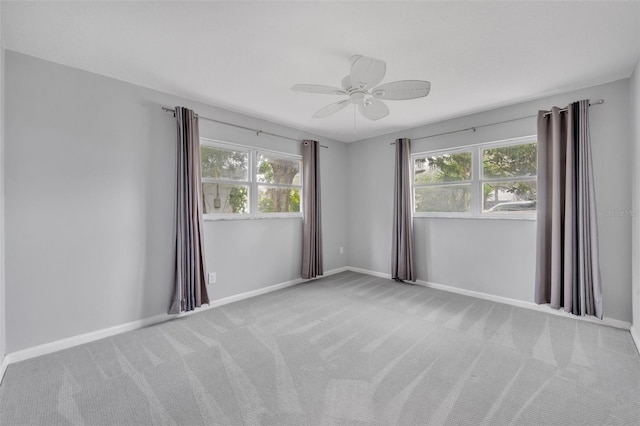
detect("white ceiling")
(2, 1), (639, 142)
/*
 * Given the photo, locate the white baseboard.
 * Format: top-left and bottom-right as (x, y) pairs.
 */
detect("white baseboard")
(348, 266), (631, 331)
(630, 325), (640, 355)
(206, 277), (305, 309)
(6, 311), (176, 365)
(346, 266), (391, 280)
(324, 266), (349, 276)
(4, 264), (629, 374)
(4, 269), (351, 367)
(0, 355), (8, 385)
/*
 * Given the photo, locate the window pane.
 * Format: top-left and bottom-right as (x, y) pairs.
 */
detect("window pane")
(203, 183), (249, 214)
(483, 180), (537, 212)
(258, 186), (301, 213)
(201, 146), (249, 181)
(482, 143), (537, 179)
(414, 185), (471, 213)
(257, 152), (301, 185)
(414, 152), (472, 184)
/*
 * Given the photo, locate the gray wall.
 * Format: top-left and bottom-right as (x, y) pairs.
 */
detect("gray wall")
(3, 49), (635, 355)
(632, 57), (640, 334)
(4, 51), (348, 353)
(0, 16), (6, 365)
(348, 79), (633, 322)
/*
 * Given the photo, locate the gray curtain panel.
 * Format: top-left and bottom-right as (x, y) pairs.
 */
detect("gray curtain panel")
(535, 100), (603, 319)
(169, 106), (209, 314)
(301, 140), (323, 279)
(391, 138), (415, 282)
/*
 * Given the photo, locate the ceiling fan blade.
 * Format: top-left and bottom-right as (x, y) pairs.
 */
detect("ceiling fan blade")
(350, 56), (386, 90)
(292, 84), (346, 95)
(358, 98), (389, 121)
(313, 99), (351, 118)
(371, 80), (431, 100)
(341, 75), (352, 91)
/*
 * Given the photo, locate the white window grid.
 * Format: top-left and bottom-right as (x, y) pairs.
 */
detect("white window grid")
(412, 135), (537, 219)
(201, 138), (303, 220)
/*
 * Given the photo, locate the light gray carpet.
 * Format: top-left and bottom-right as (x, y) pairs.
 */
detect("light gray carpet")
(1, 271), (640, 425)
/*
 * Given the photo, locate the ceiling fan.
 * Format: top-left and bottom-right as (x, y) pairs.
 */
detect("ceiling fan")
(292, 55), (431, 121)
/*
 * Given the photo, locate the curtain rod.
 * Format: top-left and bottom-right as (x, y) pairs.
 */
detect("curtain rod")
(542, 99), (604, 117)
(390, 99), (604, 145)
(162, 107), (328, 149)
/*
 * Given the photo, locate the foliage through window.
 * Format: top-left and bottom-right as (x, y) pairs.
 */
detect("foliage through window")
(413, 137), (537, 217)
(201, 140), (302, 218)
(257, 152), (301, 214)
(481, 143), (537, 213)
(414, 151), (472, 213)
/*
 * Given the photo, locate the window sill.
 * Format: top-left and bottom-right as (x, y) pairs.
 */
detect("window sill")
(413, 214), (536, 221)
(204, 214), (303, 222)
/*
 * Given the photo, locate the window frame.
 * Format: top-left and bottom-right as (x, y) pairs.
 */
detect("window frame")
(412, 135), (537, 219)
(478, 138), (538, 217)
(200, 138), (303, 221)
(412, 146), (474, 218)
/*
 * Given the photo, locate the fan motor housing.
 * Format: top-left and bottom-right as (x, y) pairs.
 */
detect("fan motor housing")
(350, 91), (367, 105)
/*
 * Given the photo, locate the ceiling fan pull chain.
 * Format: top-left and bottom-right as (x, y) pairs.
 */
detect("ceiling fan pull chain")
(353, 104), (357, 134)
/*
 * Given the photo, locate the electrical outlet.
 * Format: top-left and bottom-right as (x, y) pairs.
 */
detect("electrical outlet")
(208, 272), (217, 284)
(339, 246), (344, 255)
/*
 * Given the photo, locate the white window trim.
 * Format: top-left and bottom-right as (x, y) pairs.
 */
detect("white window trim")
(200, 138), (303, 221)
(412, 135), (537, 220)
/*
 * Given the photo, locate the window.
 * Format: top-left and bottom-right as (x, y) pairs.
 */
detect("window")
(481, 142), (537, 214)
(256, 152), (302, 214)
(201, 144), (250, 215)
(201, 139), (302, 219)
(414, 149), (472, 213)
(412, 136), (537, 217)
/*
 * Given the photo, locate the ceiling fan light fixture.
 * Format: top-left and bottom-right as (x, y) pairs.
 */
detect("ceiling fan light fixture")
(350, 92), (366, 105)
